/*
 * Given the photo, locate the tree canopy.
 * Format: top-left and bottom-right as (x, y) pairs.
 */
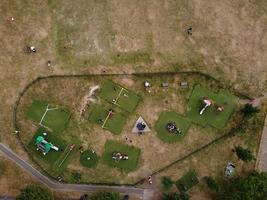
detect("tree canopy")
(16, 185), (53, 200)
(218, 171), (267, 200)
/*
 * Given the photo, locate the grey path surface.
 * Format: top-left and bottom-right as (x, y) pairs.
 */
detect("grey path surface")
(256, 114), (267, 172)
(0, 143), (144, 199)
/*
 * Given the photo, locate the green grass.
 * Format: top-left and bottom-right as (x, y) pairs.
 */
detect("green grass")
(53, 141), (80, 173)
(155, 111), (191, 143)
(176, 169), (199, 192)
(80, 150), (98, 168)
(102, 140), (140, 172)
(98, 80), (140, 113)
(88, 104), (126, 134)
(26, 100), (48, 121)
(27, 100), (71, 133)
(27, 128), (67, 164)
(187, 85), (238, 129)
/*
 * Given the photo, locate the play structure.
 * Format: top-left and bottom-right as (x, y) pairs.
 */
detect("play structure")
(35, 136), (59, 155)
(166, 122), (182, 135)
(199, 97), (225, 115)
(112, 152), (129, 161)
(132, 116), (150, 134)
(199, 97), (212, 115)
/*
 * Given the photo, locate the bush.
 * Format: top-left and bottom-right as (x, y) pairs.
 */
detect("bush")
(16, 185), (53, 200)
(234, 146), (255, 162)
(90, 191), (120, 200)
(71, 171), (82, 183)
(204, 176), (220, 192)
(241, 104), (259, 118)
(162, 176), (174, 191)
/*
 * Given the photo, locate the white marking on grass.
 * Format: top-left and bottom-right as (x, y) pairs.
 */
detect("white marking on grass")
(101, 112), (111, 129)
(58, 148), (71, 168)
(39, 104), (58, 128)
(113, 87), (127, 105)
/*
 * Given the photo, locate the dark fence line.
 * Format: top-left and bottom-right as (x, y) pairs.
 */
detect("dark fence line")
(12, 71), (249, 186)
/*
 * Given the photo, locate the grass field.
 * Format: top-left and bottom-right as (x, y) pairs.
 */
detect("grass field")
(99, 80), (140, 113)
(27, 100), (71, 133)
(175, 169), (199, 192)
(80, 150), (98, 168)
(88, 104), (126, 134)
(155, 111), (191, 143)
(187, 85), (238, 129)
(102, 140), (140, 172)
(27, 128), (67, 164)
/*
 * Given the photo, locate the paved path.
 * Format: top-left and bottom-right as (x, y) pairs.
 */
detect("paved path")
(0, 143), (144, 199)
(256, 114), (267, 172)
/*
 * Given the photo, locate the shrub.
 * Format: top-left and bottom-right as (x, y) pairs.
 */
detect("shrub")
(90, 191), (120, 200)
(241, 104), (259, 118)
(162, 176), (174, 191)
(204, 176), (220, 192)
(234, 146), (255, 162)
(16, 185), (53, 200)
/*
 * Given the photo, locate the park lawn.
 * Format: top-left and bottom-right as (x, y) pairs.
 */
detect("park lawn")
(52, 140), (80, 173)
(175, 169), (199, 192)
(42, 108), (71, 133)
(27, 100), (71, 133)
(26, 100), (48, 122)
(155, 111), (191, 143)
(80, 150), (98, 168)
(116, 89), (140, 113)
(187, 85), (238, 129)
(98, 80), (140, 113)
(102, 140), (141, 172)
(27, 128), (67, 165)
(88, 104), (126, 134)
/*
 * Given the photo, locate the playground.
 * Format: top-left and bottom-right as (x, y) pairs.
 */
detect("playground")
(155, 112), (191, 143)
(15, 73), (241, 184)
(188, 85), (238, 129)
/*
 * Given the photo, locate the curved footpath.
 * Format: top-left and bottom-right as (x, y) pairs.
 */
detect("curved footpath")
(0, 143), (144, 198)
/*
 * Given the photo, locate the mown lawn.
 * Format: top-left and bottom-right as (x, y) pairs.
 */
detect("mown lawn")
(99, 80), (140, 113)
(88, 104), (126, 134)
(102, 140), (140, 172)
(187, 85), (238, 129)
(27, 100), (71, 133)
(155, 111), (191, 143)
(80, 150), (98, 168)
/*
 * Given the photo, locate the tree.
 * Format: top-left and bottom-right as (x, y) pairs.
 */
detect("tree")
(234, 146), (255, 162)
(90, 191), (120, 200)
(204, 176), (220, 192)
(241, 104), (259, 118)
(162, 192), (189, 200)
(16, 185), (53, 200)
(219, 171), (267, 200)
(162, 176), (174, 191)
